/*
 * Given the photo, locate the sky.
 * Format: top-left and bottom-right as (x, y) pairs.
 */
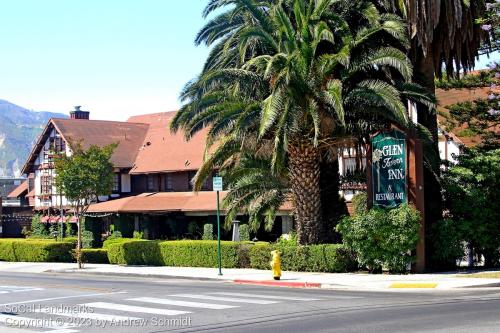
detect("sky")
(0, 1), (499, 121)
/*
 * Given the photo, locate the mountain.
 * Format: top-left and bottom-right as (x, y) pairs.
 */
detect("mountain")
(0, 99), (67, 177)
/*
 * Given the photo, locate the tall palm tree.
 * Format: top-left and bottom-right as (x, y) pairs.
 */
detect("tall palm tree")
(173, 0), (433, 244)
(388, 1), (489, 260)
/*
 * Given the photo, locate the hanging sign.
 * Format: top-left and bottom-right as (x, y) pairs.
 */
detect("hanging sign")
(371, 129), (407, 208)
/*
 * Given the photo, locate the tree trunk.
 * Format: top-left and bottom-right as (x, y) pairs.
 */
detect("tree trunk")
(288, 144), (322, 245)
(76, 212), (82, 269)
(320, 157), (347, 243)
(412, 47), (444, 271)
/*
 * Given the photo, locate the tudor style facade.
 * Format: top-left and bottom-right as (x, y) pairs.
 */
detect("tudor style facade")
(11, 107), (292, 240)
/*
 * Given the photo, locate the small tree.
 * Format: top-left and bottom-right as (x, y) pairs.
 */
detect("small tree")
(55, 143), (116, 268)
(202, 224), (214, 240)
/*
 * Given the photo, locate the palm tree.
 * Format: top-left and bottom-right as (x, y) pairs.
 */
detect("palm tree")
(388, 1), (489, 259)
(173, 0), (433, 244)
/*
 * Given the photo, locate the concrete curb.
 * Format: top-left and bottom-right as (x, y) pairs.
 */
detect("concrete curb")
(233, 279), (322, 288)
(44, 269), (227, 282)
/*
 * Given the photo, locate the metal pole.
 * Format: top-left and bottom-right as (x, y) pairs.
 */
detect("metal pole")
(216, 190), (222, 276)
(60, 192), (64, 241)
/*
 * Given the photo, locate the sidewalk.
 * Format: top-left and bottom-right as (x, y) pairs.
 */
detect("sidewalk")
(0, 261), (499, 291)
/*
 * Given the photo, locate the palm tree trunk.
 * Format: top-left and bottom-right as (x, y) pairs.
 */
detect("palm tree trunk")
(413, 47), (444, 271)
(288, 144), (322, 245)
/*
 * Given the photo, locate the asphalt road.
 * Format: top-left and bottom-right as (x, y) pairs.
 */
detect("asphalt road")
(0, 272), (499, 333)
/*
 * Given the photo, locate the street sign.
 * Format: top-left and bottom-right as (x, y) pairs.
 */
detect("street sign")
(213, 177), (223, 191)
(212, 176), (223, 276)
(371, 129), (407, 208)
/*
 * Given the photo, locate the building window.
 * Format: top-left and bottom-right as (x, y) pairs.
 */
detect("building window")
(147, 174), (156, 192)
(112, 173), (120, 192)
(41, 175), (52, 195)
(188, 171), (196, 191)
(164, 174), (173, 191)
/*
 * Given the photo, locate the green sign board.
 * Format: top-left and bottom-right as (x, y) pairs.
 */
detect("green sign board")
(371, 129), (407, 208)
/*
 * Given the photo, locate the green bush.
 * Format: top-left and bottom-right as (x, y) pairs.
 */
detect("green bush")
(248, 243), (357, 272)
(103, 237), (142, 249)
(0, 239), (74, 262)
(81, 249), (109, 264)
(351, 192), (367, 216)
(202, 224), (214, 240)
(160, 241), (239, 268)
(337, 204), (421, 273)
(429, 219), (464, 269)
(30, 215), (48, 238)
(107, 240), (162, 265)
(133, 231), (144, 239)
(239, 224), (250, 241)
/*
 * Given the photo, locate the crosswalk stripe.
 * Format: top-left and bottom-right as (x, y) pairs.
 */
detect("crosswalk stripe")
(0, 313), (76, 329)
(129, 297), (239, 310)
(170, 294), (279, 304)
(210, 292), (321, 301)
(83, 302), (191, 316)
(34, 308), (142, 322)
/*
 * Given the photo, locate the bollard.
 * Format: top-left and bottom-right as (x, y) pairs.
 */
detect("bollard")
(270, 250), (281, 280)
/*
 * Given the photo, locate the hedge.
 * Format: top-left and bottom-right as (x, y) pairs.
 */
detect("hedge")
(107, 240), (163, 266)
(249, 243), (357, 272)
(160, 241), (240, 268)
(0, 239), (74, 262)
(81, 249), (109, 264)
(106, 240), (357, 272)
(103, 237), (145, 249)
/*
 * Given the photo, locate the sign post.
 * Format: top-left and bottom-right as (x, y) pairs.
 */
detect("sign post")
(212, 176), (223, 276)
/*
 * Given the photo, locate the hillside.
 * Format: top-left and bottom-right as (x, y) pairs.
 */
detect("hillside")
(0, 100), (67, 176)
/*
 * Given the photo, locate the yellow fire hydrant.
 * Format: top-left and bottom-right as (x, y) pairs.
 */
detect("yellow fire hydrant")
(270, 250), (281, 280)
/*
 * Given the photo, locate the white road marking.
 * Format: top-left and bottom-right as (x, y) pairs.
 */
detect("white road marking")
(35, 308), (141, 322)
(84, 302), (191, 316)
(129, 297), (239, 309)
(210, 292), (321, 301)
(0, 291), (128, 307)
(48, 330), (80, 333)
(0, 313), (76, 330)
(170, 294), (279, 304)
(0, 286), (44, 294)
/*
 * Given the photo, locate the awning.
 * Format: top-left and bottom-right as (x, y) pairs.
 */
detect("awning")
(40, 216), (78, 223)
(87, 191), (293, 214)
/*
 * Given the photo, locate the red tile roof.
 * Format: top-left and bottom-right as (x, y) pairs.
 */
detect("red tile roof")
(87, 191), (293, 214)
(52, 119), (149, 168)
(436, 87), (499, 147)
(127, 112), (209, 174)
(7, 180), (28, 198)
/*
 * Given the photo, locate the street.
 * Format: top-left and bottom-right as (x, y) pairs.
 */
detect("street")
(0, 272), (498, 333)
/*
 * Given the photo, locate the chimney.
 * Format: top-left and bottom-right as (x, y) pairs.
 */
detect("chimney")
(70, 106), (90, 120)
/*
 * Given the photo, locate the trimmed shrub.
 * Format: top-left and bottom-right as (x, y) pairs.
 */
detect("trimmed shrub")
(103, 237), (141, 249)
(239, 224), (250, 242)
(107, 240), (162, 266)
(248, 243), (356, 272)
(0, 239), (74, 262)
(81, 249), (109, 264)
(160, 241), (239, 268)
(202, 224), (214, 240)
